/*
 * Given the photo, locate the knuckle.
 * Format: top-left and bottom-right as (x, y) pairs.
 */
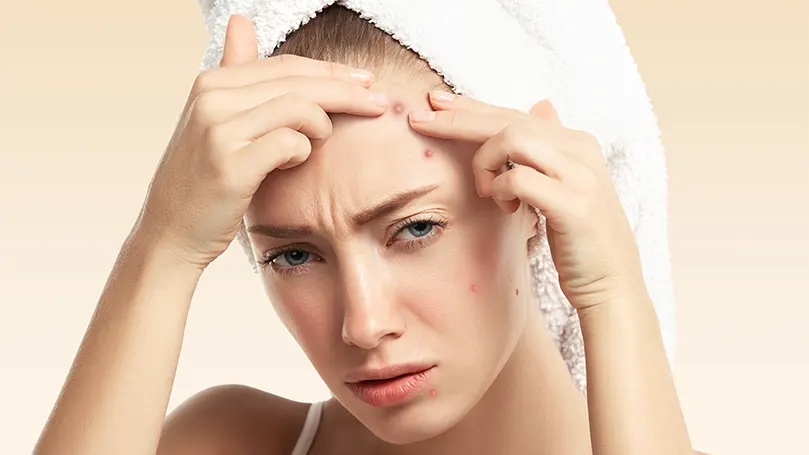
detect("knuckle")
(202, 123), (230, 152)
(499, 124), (528, 153)
(572, 130), (605, 160)
(275, 127), (306, 151)
(572, 129), (600, 147)
(190, 90), (224, 126)
(191, 69), (217, 96)
(275, 93), (332, 139)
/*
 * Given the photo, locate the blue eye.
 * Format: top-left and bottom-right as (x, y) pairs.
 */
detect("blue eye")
(402, 221), (434, 239)
(275, 249), (310, 267)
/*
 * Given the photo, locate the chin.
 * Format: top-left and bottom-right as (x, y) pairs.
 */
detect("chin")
(347, 390), (470, 445)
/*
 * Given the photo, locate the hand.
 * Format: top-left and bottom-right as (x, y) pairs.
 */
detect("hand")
(408, 91), (645, 310)
(132, 15), (388, 269)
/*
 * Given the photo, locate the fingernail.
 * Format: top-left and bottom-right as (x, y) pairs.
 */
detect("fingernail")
(369, 91), (389, 106)
(430, 90), (455, 104)
(409, 110), (436, 122)
(351, 69), (374, 83)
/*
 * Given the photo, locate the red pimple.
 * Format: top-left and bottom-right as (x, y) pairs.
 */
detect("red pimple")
(424, 148), (433, 158)
(392, 101), (405, 114)
(471, 284), (478, 293)
(429, 389), (437, 397)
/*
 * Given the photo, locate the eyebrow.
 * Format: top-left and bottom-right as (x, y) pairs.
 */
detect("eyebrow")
(247, 184), (440, 239)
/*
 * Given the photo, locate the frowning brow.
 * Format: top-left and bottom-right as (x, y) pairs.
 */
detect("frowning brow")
(352, 184), (439, 226)
(247, 184), (440, 239)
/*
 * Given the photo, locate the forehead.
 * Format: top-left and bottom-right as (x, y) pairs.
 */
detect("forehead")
(248, 77), (467, 226)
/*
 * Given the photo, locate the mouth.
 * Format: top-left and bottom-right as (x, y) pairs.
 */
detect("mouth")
(345, 364), (435, 408)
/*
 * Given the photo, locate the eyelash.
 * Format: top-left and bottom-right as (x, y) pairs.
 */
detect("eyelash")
(258, 214), (449, 277)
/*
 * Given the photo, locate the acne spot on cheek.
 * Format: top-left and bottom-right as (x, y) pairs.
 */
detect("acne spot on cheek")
(424, 148), (433, 158)
(470, 284), (478, 293)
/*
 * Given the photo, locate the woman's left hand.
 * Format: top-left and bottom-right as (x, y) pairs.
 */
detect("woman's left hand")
(409, 91), (646, 311)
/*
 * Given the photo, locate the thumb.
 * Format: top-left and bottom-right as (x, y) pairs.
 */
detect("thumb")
(529, 99), (562, 126)
(220, 14), (259, 67)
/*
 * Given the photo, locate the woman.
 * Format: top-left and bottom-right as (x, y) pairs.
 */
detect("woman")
(33, 6), (708, 455)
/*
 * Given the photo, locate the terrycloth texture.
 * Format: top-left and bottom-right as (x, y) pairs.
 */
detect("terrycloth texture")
(195, 0), (676, 393)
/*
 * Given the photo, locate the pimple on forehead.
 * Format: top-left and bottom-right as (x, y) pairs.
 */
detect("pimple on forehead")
(392, 100), (405, 115)
(424, 148), (433, 158)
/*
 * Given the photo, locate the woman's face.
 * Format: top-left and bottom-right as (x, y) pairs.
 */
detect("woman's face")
(244, 73), (536, 444)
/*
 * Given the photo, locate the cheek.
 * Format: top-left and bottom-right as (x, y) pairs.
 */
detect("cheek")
(264, 280), (338, 358)
(400, 224), (515, 328)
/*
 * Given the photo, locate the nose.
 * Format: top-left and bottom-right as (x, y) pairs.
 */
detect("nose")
(339, 257), (404, 350)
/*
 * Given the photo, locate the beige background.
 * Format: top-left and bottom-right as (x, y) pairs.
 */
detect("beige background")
(1, 0), (807, 454)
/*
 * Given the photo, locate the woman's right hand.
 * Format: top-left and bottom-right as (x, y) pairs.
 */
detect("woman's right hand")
(134, 14), (388, 270)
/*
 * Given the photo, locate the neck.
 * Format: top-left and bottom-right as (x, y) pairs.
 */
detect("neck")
(399, 301), (592, 455)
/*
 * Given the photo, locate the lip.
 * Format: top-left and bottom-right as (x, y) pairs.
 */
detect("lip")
(345, 363), (435, 408)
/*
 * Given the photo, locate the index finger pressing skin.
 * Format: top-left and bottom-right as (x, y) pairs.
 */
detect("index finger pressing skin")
(195, 54), (375, 94)
(192, 76), (390, 127)
(408, 108), (513, 143)
(427, 90), (529, 119)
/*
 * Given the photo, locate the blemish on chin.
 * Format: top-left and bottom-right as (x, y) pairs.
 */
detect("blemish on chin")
(429, 389), (437, 397)
(470, 284), (478, 293)
(424, 148), (433, 158)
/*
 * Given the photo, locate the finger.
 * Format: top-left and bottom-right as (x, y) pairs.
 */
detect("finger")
(473, 123), (581, 197)
(191, 76), (388, 126)
(490, 166), (573, 220)
(428, 90), (528, 119)
(208, 92), (333, 152)
(236, 127), (313, 179)
(220, 15), (259, 67)
(199, 54), (375, 95)
(529, 99), (562, 127)
(408, 109), (510, 143)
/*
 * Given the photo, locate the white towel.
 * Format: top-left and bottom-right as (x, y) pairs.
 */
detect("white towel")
(195, 0), (677, 393)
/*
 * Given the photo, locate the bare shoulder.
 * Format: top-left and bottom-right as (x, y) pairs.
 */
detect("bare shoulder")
(156, 384), (311, 455)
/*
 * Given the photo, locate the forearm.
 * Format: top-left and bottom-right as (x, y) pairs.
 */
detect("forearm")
(579, 287), (692, 455)
(34, 233), (204, 455)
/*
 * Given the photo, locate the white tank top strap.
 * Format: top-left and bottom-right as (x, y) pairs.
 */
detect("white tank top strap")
(290, 401), (324, 455)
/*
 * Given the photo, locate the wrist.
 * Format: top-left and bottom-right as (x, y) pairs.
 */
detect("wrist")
(575, 279), (654, 321)
(121, 227), (206, 281)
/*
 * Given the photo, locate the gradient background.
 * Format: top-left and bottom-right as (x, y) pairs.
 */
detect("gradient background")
(1, 1), (807, 454)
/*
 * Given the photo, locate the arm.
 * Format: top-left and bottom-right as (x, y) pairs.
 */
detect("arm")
(578, 285), (694, 455)
(32, 14), (384, 455)
(33, 234), (203, 455)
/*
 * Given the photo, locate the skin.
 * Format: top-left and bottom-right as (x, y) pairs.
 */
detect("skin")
(32, 14), (710, 455)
